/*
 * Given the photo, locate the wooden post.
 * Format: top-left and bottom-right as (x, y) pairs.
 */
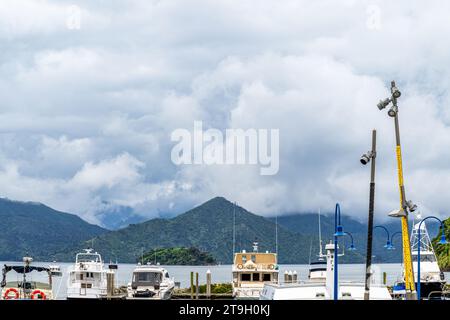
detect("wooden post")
(107, 271), (115, 299)
(383, 272), (387, 285)
(284, 271), (288, 283)
(190, 271), (194, 299)
(206, 270), (211, 299)
(195, 272), (199, 299)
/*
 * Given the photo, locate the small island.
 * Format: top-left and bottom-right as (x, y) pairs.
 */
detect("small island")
(141, 247), (217, 265)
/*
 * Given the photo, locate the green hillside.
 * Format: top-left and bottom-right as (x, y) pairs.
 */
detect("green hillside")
(0, 198), (107, 261)
(52, 197), (361, 264)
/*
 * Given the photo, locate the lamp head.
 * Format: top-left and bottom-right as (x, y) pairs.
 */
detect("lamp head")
(388, 208), (407, 218)
(348, 243), (356, 251)
(439, 233), (448, 245)
(388, 105), (398, 117)
(384, 240), (392, 249)
(335, 225), (345, 237)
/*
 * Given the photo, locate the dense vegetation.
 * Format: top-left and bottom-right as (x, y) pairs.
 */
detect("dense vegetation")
(52, 197), (322, 263)
(0, 198), (107, 261)
(433, 217), (450, 271)
(142, 247), (216, 265)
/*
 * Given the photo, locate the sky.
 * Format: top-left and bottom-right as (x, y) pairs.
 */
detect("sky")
(1, 0), (450, 226)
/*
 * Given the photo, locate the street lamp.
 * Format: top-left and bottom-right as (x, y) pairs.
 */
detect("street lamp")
(374, 225), (392, 249)
(417, 216), (448, 299)
(344, 232), (356, 251)
(377, 80), (417, 300)
(361, 129), (377, 300)
(334, 203), (345, 301)
(389, 231), (402, 250)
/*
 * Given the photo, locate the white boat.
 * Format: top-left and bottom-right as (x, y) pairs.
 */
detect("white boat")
(48, 264), (62, 277)
(392, 220), (446, 299)
(66, 249), (107, 299)
(127, 264), (175, 300)
(232, 241), (279, 299)
(1, 257), (54, 300)
(260, 242), (392, 300)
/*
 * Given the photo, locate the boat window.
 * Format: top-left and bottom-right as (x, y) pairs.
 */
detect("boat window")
(412, 254), (436, 262)
(242, 255), (247, 263)
(251, 255), (256, 263)
(132, 272), (162, 286)
(263, 273), (271, 281)
(253, 273), (260, 281)
(165, 272), (170, 278)
(241, 273), (251, 281)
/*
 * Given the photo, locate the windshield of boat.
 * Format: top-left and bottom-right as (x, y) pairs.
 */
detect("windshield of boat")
(76, 254), (102, 263)
(412, 254), (436, 262)
(132, 271), (163, 287)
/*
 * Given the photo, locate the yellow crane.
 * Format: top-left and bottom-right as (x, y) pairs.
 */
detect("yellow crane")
(377, 81), (417, 300)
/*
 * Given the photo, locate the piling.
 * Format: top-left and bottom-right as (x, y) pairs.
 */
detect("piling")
(195, 272), (199, 299)
(106, 271), (115, 299)
(383, 272), (387, 285)
(206, 270), (211, 299)
(284, 271), (288, 283)
(288, 270), (293, 283)
(292, 271), (298, 283)
(190, 271), (194, 299)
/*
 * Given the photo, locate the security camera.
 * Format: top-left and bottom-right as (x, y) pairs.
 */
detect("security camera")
(360, 151), (374, 165)
(406, 200), (417, 212)
(377, 98), (390, 110)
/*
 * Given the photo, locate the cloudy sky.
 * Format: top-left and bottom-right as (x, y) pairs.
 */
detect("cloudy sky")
(1, 0), (450, 226)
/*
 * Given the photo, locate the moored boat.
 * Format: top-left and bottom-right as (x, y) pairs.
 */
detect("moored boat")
(127, 264), (175, 300)
(1, 256), (53, 300)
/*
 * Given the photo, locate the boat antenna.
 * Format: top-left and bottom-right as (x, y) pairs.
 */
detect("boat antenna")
(308, 238), (313, 265)
(232, 201), (236, 257)
(318, 208), (323, 257)
(275, 214), (278, 255)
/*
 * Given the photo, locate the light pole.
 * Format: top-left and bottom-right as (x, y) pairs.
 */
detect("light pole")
(360, 129), (376, 300)
(344, 232), (356, 251)
(389, 231), (402, 250)
(417, 216), (448, 299)
(377, 80), (417, 300)
(334, 203), (345, 301)
(374, 225), (393, 249)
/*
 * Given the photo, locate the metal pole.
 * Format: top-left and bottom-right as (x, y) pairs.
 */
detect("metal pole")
(391, 81), (416, 300)
(195, 272), (199, 299)
(364, 129), (376, 300)
(334, 204), (339, 301)
(206, 270), (211, 299)
(417, 226), (421, 300)
(190, 271), (194, 299)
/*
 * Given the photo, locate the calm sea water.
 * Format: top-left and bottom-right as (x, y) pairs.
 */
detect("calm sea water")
(1, 261), (448, 300)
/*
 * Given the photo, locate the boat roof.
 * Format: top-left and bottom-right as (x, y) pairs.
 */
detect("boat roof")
(2, 265), (50, 274)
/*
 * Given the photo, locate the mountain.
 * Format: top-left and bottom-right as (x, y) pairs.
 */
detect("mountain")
(52, 197), (363, 264)
(0, 198), (107, 261)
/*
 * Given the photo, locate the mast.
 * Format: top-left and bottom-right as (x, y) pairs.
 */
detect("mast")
(318, 208), (323, 258)
(275, 215), (278, 255)
(232, 202), (236, 261)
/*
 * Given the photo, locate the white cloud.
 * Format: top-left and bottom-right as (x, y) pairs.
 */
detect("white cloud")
(1, 0), (450, 225)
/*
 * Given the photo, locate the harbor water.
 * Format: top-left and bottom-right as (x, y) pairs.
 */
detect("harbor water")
(1, 261), (448, 300)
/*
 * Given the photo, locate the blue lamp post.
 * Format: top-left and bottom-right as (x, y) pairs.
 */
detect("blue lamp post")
(389, 231), (402, 250)
(344, 232), (356, 251)
(334, 203), (345, 300)
(374, 225), (393, 249)
(417, 216), (448, 299)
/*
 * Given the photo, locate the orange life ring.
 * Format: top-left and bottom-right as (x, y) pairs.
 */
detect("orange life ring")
(237, 264), (243, 269)
(3, 288), (19, 300)
(269, 264), (275, 270)
(31, 290), (46, 300)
